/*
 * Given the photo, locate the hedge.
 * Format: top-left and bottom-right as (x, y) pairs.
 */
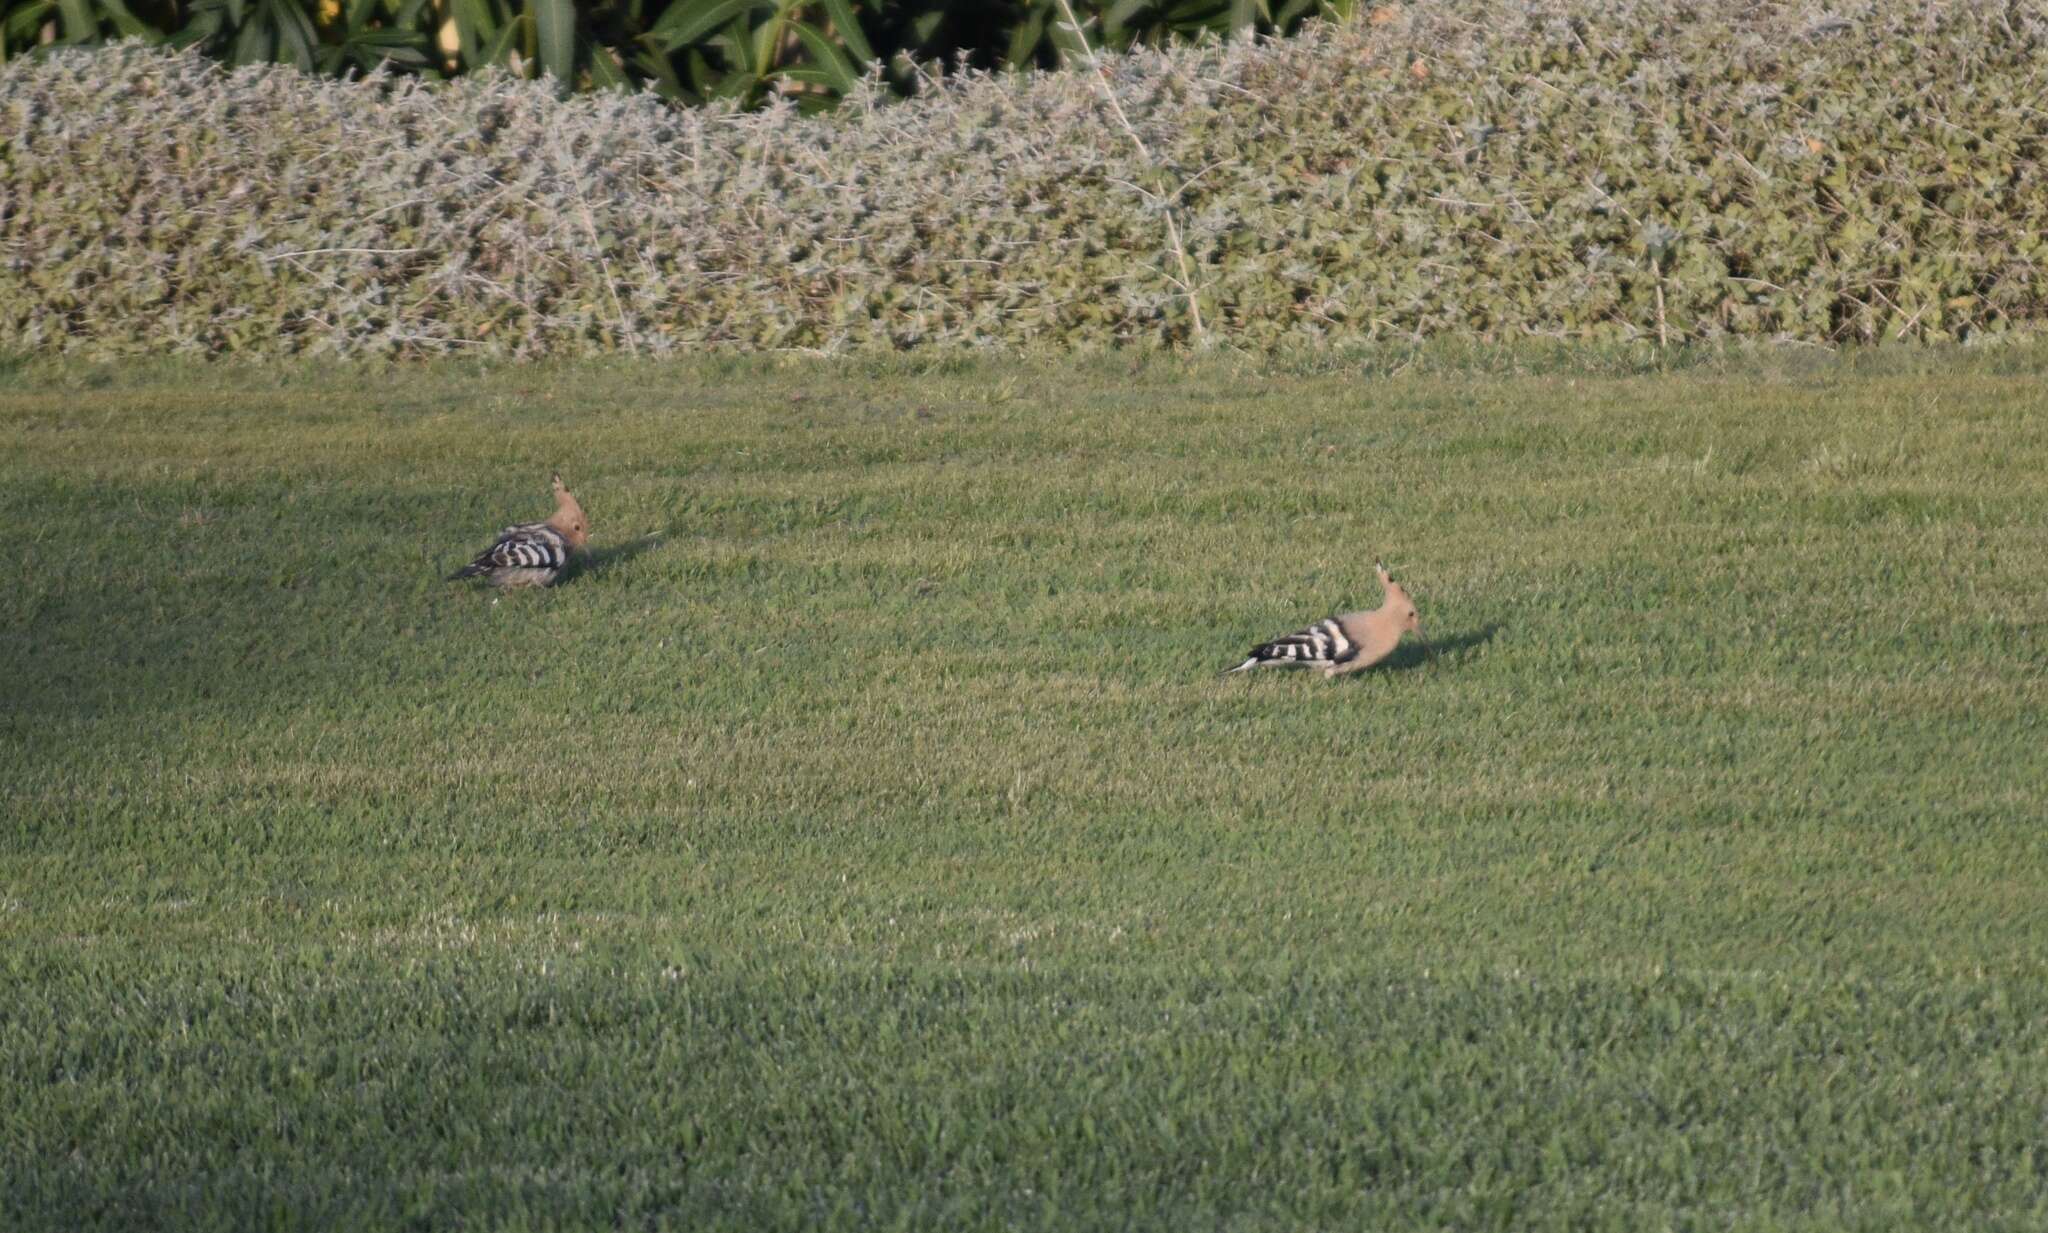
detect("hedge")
(3, 0), (2045, 357)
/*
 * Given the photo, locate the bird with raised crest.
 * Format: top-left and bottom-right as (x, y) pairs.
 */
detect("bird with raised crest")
(1226, 562), (1427, 678)
(447, 473), (589, 589)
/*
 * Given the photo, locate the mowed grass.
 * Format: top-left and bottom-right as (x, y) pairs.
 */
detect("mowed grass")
(2, 350), (2045, 1231)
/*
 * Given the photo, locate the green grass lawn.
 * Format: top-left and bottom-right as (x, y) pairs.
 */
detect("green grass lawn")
(3, 349), (2045, 1231)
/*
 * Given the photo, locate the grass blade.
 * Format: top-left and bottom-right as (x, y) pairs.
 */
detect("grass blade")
(447, 0), (497, 64)
(96, 0), (159, 38)
(816, 0), (871, 64)
(647, 0), (755, 52)
(272, 0), (319, 69)
(229, 12), (272, 63)
(54, 0), (97, 42)
(586, 38), (629, 90)
(530, 0), (574, 84)
(789, 17), (855, 93)
(479, 11), (524, 68)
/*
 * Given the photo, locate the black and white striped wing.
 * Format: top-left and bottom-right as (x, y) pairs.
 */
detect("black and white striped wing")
(1228, 617), (1357, 673)
(458, 523), (568, 575)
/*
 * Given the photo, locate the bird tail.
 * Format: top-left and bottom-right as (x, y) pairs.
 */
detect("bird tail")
(1222, 656), (1262, 676)
(447, 562), (487, 581)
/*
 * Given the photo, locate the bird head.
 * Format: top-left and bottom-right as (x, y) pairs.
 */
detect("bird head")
(549, 472), (590, 548)
(1377, 560), (1421, 634)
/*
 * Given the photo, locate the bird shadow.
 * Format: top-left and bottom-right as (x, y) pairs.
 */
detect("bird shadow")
(1381, 623), (1501, 672)
(566, 531), (675, 583)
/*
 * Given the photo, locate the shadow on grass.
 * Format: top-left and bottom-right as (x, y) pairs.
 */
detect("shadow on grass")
(568, 531), (675, 583)
(1382, 623), (1501, 672)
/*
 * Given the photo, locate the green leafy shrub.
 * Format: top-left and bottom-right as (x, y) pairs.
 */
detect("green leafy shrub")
(0, 1), (1359, 106)
(3, 0), (2045, 357)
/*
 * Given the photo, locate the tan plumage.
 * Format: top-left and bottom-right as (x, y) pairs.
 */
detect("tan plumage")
(1226, 562), (1426, 679)
(448, 473), (590, 588)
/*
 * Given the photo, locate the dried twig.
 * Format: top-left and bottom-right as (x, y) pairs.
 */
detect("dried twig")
(1053, 0), (1208, 347)
(259, 247), (423, 261)
(554, 131), (639, 357)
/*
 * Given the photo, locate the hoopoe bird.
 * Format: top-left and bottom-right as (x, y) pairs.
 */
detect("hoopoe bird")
(447, 473), (589, 588)
(1226, 562), (1427, 679)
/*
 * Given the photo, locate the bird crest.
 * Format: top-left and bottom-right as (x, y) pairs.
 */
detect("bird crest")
(1376, 561), (1421, 633)
(547, 472), (590, 547)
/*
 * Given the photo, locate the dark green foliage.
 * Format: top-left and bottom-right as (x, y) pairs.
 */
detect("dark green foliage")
(0, 0), (1355, 103)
